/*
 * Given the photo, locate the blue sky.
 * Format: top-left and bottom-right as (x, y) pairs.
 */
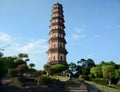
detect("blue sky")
(0, 0), (120, 69)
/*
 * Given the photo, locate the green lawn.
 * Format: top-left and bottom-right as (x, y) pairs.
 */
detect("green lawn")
(86, 81), (120, 92)
(50, 76), (69, 82)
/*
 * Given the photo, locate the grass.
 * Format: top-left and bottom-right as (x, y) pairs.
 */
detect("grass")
(86, 81), (120, 92)
(50, 76), (69, 82)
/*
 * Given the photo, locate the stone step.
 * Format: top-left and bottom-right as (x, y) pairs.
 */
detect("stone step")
(65, 79), (88, 92)
(66, 85), (81, 87)
(66, 89), (88, 92)
(66, 84), (87, 88)
(66, 85), (88, 92)
(66, 87), (87, 90)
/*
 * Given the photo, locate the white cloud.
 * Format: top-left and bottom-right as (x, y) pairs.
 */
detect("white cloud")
(13, 39), (48, 70)
(73, 34), (80, 39)
(15, 39), (48, 54)
(72, 27), (86, 39)
(0, 32), (48, 70)
(0, 32), (12, 42)
(74, 28), (84, 33)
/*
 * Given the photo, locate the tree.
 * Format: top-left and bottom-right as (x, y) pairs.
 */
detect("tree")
(44, 64), (50, 75)
(86, 59), (96, 68)
(77, 59), (86, 67)
(68, 62), (81, 78)
(15, 53), (29, 63)
(16, 64), (28, 77)
(8, 69), (18, 77)
(77, 58), (95, 76)
(0, 52), (30, 78)
(0, 52), (3, 59)
(0, 59), (4, 79)
(100, 61), (116, 66)
(115, 69), (120, 84)
(35, 70), (46, 77)
(29, 63), (35, 69)
(69, 62), (77, 72)
(90, 66), (102, 78)
(18, 53), (28, 59)
(115, 69), (120, 79)
(102, 65), (115, 86)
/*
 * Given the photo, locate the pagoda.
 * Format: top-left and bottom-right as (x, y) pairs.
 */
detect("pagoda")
(47, 3), (68, 65)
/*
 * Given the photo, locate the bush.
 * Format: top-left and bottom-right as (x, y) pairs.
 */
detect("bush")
(91, 78), (107, 85)
(37, 76), (52, 85)
(79, 75), (87, 80)
(16, 64), (28, 76)
(35, 70), (47, 77)
(8, 68), (18, 77)
(79, 75), (90, 80)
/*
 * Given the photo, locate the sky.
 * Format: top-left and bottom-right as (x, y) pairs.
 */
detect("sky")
(0, 0), (120, 69)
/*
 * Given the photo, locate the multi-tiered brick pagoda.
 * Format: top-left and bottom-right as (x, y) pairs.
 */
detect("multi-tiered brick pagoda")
(47, 3), (68, 65)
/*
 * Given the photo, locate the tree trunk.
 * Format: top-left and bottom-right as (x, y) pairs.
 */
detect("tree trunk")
(108, 79), (111, 86)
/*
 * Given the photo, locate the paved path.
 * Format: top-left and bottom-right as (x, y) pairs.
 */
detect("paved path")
(87, 84), (104, 92)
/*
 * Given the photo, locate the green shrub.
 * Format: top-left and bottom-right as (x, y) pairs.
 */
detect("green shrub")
(79, 75), (87, 80)
(79, 75), (90, 80)
(37, 76), (52, 85)
(35, 70), (47, 77)
(8, 68), (18, 77)
(91, 78), (107, 85)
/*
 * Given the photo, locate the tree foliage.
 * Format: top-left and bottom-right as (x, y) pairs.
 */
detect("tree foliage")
(115, 69), (120, 79)
(90, 66), (102, 78)
(8, 69), (18, 77)
(29, 63), (35, 69)
(16, 64), (28, 76)
(77, 58), (95, 76)
(102, 65), (115, 79)
(0, 52), (3, 58)
(102, 65), (115, 85)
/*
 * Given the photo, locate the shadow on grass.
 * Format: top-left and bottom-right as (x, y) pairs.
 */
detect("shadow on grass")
(107, 85), (119, 89)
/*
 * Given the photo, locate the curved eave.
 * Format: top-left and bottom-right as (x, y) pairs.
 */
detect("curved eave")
(49, 29), (66, 35)
(47, 48), (68, 55)
(50, 17), (65, 22)
(48, 37), (67, 43)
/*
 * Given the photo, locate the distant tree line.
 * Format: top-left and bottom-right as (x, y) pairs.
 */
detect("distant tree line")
(68, 59), (120, 85)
